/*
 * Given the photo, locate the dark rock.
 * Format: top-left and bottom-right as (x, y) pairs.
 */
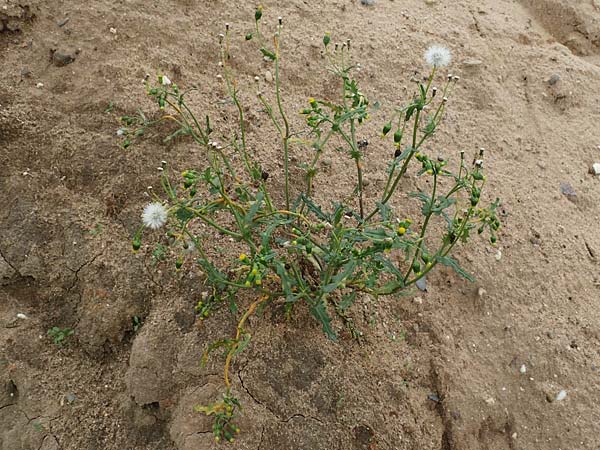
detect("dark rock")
(548, 74), (561, 86)
(51, 49), (76, 67)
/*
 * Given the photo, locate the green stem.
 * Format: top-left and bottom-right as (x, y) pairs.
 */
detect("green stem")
(403, 170), (438, 282)
(274, 29), (291, 210)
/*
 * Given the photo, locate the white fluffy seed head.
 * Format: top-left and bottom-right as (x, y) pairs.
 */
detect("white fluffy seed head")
(425, 45), (452, 68)
(142, 202), (168, 230)
(161, 75), (172, 86)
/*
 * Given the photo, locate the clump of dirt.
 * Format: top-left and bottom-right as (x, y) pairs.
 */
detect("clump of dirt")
(1, 0), (600, 449)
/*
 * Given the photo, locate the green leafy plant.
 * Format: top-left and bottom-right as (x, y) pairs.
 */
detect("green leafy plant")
(48, 327), (74, 347)
(121, 8), (500, 442)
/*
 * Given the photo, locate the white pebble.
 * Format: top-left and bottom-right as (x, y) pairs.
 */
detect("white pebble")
(555, 390), (567, 401)
(109, 27), (117, 34)
(413, 296), (423, 305)
(265, 71), (273, 83)
(36, 82), (44, 88)
(591, 163), (600, 176)
(495, 249), (502, 261)
(519, 364), (527, 374)
(16, 313), (27, 320)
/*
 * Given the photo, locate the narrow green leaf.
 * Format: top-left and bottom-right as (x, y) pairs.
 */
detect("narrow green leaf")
(260, 48), (276, 60)
(436, 255), (475, 282)
(310, 300), (337, 340)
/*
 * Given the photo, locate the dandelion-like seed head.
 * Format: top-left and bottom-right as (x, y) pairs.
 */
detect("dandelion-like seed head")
(142, 202), (168, 230)
(424, 45), (452, 68)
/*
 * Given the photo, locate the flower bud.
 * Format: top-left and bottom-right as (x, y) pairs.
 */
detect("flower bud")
(255, 6), (263, 21)
(323, 33), (331, 47)
(393, 129), (402, 143)
(382, 122), (392, 136)
(132, 237), (141, 252)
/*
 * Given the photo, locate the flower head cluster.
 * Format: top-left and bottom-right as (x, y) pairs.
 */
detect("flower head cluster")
(142, 202), (168, 229)
(424, 45), (451, 68)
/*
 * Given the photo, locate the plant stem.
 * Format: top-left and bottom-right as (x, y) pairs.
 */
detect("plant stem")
(274, 30), (291, 210)
(403, 170), (438, 282)
(223, 295), (269, 389)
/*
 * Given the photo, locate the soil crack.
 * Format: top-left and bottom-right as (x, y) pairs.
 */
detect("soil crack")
(66, 251), (104, 292)
(0, 246), (21, 278)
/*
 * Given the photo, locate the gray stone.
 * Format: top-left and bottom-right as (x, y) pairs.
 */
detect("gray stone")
(548, 74), (561, 86)
(51, 49), (76, 67)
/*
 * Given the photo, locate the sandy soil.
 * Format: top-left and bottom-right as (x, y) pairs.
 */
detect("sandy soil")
(1, 0), (600, 449)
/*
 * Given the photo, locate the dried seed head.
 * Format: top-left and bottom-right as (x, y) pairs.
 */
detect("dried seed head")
(254, 76), (260, 82)
(453, 75), (460, 82)
(442, 97), (448, 103)
(225, 23), (230, 30)
(278, 16), (283, 25)
(432, 87), (438, 97)
(447, 74), (453, 81)
(424, 45), (452, 68)
(142, 202), (168, 230)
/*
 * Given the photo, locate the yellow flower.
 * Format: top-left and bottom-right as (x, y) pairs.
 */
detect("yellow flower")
(239, 253), (247, 261)
(397, 226), (406, 235)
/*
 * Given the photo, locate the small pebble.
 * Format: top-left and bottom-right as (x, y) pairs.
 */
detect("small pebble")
(413, 296), (423, 305)
(52, 50), (76, 67)
(427, 394), (440, 402)
(477, 287), (486, 297)
(265, 71), (273, 83)
(16, 313), (27, 320)
(109, 27), (117, 34)
(555, 390), (567, 401)
(463, 59), (483, 67)
(57, 17), (70, 27)
(360, 0), (375, 5)
(590, 163), (600, 176)
(495, 249), (502, 261)
(485, 397), (495, 405)
(36, 82), (44, 88)
(560, 181), (577, 200)
(512, 432), (518, 439)
(519, 364), (527, 374)
(548, 74), (561, 86)
(416, 277), (427, 292)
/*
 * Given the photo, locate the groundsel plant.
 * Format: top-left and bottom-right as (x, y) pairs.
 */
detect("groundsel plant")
(120, 8), (500, 443)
